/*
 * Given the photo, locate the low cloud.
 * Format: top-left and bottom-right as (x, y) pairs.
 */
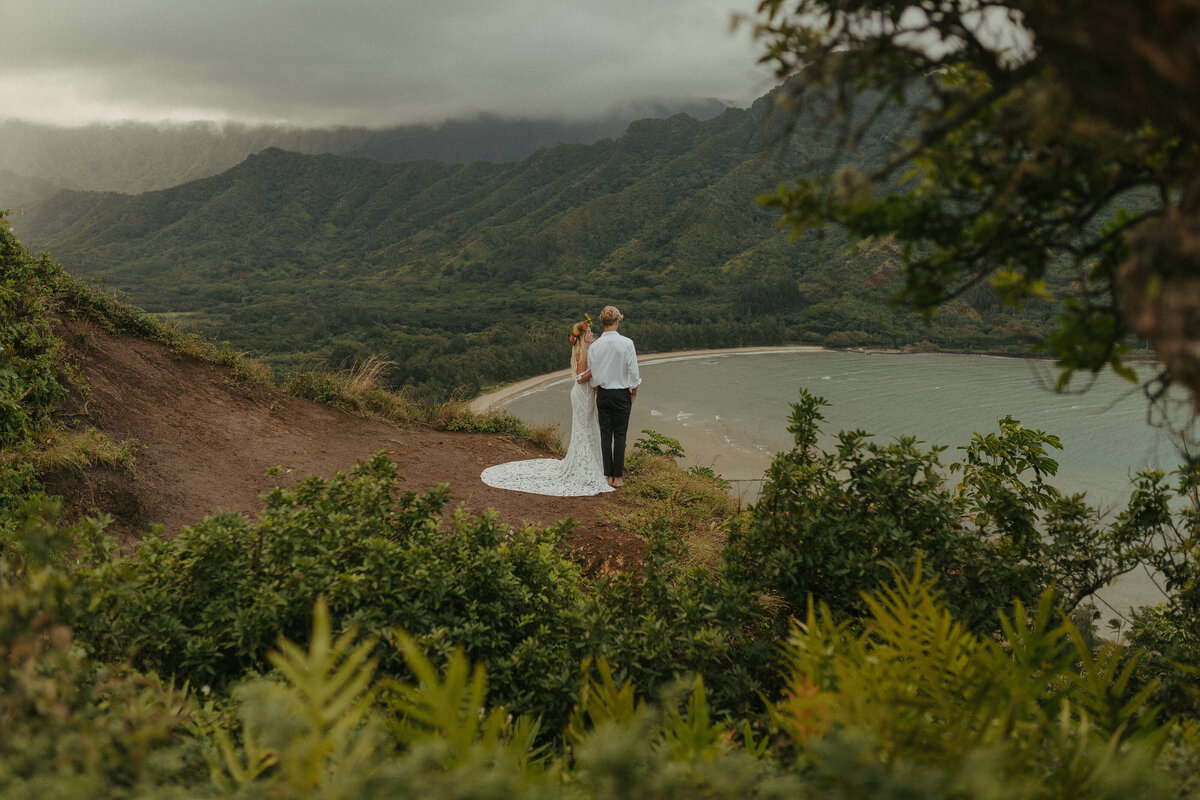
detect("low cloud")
(4, 0), (774, 127)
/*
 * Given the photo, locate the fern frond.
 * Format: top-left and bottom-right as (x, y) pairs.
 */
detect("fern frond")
(382, 630), (527, 767)
(210, 598), (383, 796)
(567, 657), (646, 748)
(661, 675), (730, 764)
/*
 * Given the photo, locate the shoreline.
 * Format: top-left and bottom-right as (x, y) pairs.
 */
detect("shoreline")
(468, 344), (1161, 415)
(469, 345), (827, 414)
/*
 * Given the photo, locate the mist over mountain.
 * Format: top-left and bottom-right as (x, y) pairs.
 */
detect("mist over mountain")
(0, 98), (729, 206)
(0, 168), (59, 212)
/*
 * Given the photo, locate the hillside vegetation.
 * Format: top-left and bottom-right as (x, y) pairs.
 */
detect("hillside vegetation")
(4, 213), (1200, 796)
(12, 88), (1051, 398)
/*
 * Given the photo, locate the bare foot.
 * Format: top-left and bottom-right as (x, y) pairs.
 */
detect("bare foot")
(607, 476), (615, 487)
(613, 477), (625, 488)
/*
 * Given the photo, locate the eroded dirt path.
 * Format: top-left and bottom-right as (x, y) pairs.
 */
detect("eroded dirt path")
(47, 321), (643, 573)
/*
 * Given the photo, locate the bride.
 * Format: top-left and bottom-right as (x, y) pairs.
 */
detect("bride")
(480, 315), (615, 496)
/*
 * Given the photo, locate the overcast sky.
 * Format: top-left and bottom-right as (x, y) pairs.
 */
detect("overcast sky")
(4, 1), (775, 129)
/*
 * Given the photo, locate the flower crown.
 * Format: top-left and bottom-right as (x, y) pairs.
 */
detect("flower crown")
(568, 313), (593, 344)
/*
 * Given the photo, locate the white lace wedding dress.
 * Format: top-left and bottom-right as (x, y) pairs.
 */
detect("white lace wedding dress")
(480, 377), (614, 496)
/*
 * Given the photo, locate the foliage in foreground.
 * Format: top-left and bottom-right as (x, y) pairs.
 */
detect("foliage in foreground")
(777, 569), (1174, 798)
(68, 451), (773, 730)
(5, 524), (1197, 799)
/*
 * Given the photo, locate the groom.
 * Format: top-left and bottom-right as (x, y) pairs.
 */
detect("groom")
(588, 305), (641, 488)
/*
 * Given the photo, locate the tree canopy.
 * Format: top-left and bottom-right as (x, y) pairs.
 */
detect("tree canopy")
(751, 0), (1200, 419)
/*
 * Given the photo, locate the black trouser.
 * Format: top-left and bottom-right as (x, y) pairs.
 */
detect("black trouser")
(596, 387), (633, 477)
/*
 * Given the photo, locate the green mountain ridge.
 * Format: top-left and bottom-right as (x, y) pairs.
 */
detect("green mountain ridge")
(13, 90), (1045, 397)
(0, 101), (730, 201)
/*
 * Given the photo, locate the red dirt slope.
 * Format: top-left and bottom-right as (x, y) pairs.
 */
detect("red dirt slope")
(45, 320), (643, 574)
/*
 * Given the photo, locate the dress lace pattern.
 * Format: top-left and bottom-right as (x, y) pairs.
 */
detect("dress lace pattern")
(481, 378), (614, 496)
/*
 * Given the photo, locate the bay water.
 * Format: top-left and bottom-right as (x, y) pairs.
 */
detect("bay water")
(496, 349), (1192, 618)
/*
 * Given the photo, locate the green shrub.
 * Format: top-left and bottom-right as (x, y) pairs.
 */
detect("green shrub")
(3, 509), (1196, 797)
(1124, 461), (1200, 721)
(0, 239), (66, 449)
(177, 574), (1200, 798)
(0, 506), (203, 799)
(438, 406), (533, 436)
(74, 452), (591, 725)
(633, 429), (685, 459)
(775, 565), (1173, 799)
(66, 448), (786, 733)
(0, 216), (70, 537)
(725, 390), (1162, 633)
(580, 522), (778, 722)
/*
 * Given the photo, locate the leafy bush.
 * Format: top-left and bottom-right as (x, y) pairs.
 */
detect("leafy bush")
(3, 506), (1197, 797)
(1124, 462), (1200, 720)
(633, 429), (685, 459)
(69, 450), (783, 732)
(202, 580), (1192, 798)
(580, 523), (778, 721)
(0, 507), (203, 799)
(775, 566), (1171, 799)
(725, 390), (1162, 633)
(0, 216), (69, 536)
(74, 452), (591, 724)
(0, 222), (67, 449)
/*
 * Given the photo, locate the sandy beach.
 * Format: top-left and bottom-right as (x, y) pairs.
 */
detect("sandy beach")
(469, 345), (826, 414)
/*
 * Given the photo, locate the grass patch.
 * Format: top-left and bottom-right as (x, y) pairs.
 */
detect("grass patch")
(618, 447), (741, 571)
(281, 365), (419, 424)
(334, 353), (395, 395)
(418, 394), (564, 452)
(23, 427), (138, 473)
(525, 421), (564, 455)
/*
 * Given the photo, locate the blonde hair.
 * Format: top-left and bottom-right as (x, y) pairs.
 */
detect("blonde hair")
(599, 305), (623, 326)
(571, 336), (588, 373)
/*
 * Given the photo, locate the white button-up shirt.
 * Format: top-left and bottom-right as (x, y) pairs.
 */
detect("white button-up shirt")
(588, 330), (641, 390)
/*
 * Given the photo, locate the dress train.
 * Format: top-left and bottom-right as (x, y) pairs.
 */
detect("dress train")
(480, 379), (614, 496)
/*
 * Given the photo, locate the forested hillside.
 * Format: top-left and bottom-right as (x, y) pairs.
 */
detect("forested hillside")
(13, 88), (1050, 397)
